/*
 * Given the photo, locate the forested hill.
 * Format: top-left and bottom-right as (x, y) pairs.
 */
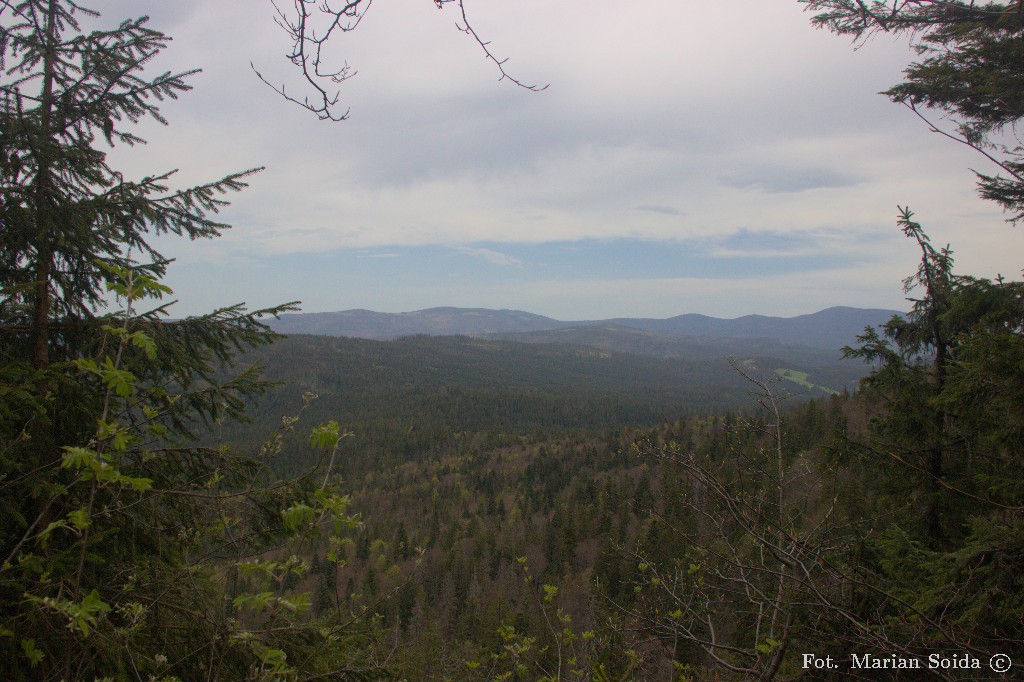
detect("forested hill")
(490, 324), (851, 364)
(220, 332), (865, 476)
(267, 305), (899, 349)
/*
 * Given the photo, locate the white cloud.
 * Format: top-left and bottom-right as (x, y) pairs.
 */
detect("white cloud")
(85, 0), (1023, 317)
(454, 247), (523, 267)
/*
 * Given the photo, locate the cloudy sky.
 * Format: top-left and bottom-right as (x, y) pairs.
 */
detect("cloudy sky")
(94, 0), (1024, 320)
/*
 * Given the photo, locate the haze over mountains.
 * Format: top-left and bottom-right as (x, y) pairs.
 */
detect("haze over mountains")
(267, 305), (900, 350)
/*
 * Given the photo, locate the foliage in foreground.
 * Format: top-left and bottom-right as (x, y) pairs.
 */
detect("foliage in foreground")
(0, 2), (381, 678)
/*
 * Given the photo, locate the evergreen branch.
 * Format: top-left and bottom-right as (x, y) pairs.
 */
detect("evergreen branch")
(902, 99), (1024, 184)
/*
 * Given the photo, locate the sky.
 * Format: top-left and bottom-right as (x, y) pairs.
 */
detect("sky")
(90, 0), (1024, 320)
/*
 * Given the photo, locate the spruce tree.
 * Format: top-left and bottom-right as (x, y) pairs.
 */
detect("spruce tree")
(793, 4), (1024, 674)
(833, 217), (1024, 674)
(0, 3), (373, 679)
(0, 1), (270, 365)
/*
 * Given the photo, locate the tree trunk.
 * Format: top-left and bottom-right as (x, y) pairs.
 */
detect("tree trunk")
(30, 0), (60, 370)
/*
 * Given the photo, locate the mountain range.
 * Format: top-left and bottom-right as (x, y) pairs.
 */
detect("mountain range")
(267, 305), (900, 350)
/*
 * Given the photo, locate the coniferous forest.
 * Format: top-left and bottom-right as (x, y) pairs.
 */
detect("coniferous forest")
(2, 1), (1023, 680)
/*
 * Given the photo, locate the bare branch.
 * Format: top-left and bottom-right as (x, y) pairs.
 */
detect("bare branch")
(452, 0), (548, 92)
(255, 0), (545, 120)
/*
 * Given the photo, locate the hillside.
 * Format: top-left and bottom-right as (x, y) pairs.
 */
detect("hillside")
(489, 323), (847, 364)
(218, 332), (866, 479)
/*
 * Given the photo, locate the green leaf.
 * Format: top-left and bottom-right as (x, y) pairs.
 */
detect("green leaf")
(68, 507), (91, 531)
(21, 639), (43, 667)
(233, 592), (275, 614)
(71, 590), (111, 637)
(62, 446), (100, 471)
(252, 642), (289, 672)
(280, 592), (311, 614)
(756, 637), (781, 654)
(97, 419), (133, 452)
(281, 502), (315, 532)
(309, 421), (341, 450)
(542, 584), (558, 603)
(115, 473), (153, 492)
(72, 358), (100, 374)
(146, 423), (168, 438)
(128, 330), (158, 359)
(101, 366), (137, 397)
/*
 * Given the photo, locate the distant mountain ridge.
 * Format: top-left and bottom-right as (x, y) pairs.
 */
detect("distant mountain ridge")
(268, 307), (565, 339)
(268, 305), (899, 350)
(602, 307), (901, 349)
